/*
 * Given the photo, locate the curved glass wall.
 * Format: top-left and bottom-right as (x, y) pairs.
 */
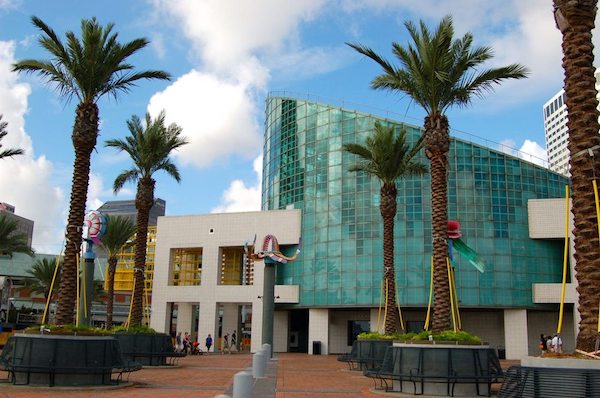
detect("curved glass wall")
(263, 96), (568, 308)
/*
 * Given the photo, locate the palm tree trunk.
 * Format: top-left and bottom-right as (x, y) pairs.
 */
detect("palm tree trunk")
(55, 102), (99, 325)
(381, 183), (399, 334)
(130, 177), (155, 327)
(554, 0), (600, 352)
(106, 256), (117, 329)
(425, 114), (452, 332)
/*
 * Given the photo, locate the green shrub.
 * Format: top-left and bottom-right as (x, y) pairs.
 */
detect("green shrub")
(357, 329), (481, 343)
(24, 324), (156, 335)
(111, 325), (156, 334)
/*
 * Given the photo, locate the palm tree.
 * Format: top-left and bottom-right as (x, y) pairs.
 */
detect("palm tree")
(100, 214), (136, 329)
(348, 15), (528, 332)
(0, 214), (34, 256)
(553, 0), (600, 352)
(0, 115), (24, 159)
(344, 122), (426, 334)
(19, 257), (62, 299)
(12, 16), (170, 325)
(106, 111), (187, 326)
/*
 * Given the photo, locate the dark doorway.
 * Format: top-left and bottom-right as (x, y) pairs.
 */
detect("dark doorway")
(288, 309), (309, 353)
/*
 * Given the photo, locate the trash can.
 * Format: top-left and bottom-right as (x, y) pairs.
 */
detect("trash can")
(497, 346), (506, 360)
(312, 341), (321, 355)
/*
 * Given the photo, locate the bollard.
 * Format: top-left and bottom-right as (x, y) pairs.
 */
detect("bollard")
(233, 371), (253, 398)
(253, 350), (266, 378)
(262, 343), (272, 358)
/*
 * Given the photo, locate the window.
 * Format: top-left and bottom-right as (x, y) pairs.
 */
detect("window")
(347, 320), (370, 345)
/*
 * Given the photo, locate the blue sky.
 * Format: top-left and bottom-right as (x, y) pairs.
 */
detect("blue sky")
(0, 0), (597, 254)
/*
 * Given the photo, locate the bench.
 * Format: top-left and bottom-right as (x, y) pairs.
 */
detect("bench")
(337, 341), (358, 370)
(0, 334), (141, 386)
(362, 345), (502, 396)
(115, 333), (186, 366)
(410, 347), (502, 396)
(498, 365), (600, 398)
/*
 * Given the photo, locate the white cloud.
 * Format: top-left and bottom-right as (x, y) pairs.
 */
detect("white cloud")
(151, 0), (325, 77)
(498, 138), (547, 168)
(0, 40), (65, 254)
(147, 70), (262, 168)
(211, 155), (262, 213)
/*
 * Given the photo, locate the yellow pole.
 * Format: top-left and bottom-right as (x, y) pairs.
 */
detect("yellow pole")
(82, 254), (87, 319)
(446, 258), (457, 333)
(125, 279), (135, 329)
(557, 185), (569, 334)
(42, 251), (63, 324)
(594, 180), (600, 245)
(75, 251), (80, 327)
(396, 285), (404, 331)
(450, 265), (461, 330)
(424, 257), (434, 331)
(593, 180), (600, 334)
(377, 280), (383, 333)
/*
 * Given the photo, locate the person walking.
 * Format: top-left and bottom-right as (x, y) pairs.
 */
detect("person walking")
(222, 333), (230, 354)
(552, 334), (563, 353)
(205, 333), (213, 352)
(176, 332), (183, 353)
(539, 333), (548, 354)
(231, 331), (237, 352)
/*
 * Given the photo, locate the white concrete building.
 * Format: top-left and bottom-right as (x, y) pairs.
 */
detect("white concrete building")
(149, 209), (301, 353)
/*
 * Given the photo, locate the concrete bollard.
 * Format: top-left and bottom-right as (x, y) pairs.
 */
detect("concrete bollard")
(262, 343), (272, 358)
(253, 350), (266, 378)
(232, 371), (253, 398)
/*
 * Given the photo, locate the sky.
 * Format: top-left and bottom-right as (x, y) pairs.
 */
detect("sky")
(0, 0), (598, 254)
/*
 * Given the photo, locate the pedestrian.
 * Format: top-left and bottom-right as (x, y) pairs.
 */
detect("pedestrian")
(183, 332), (191, 354)
(176, 332), (183, 353)
(546, 334), (554, 353)
(552, 334), (562, 353)
(539, 333), (547, 354)
(231, 331), (237, 352)
(206, 333), (213, 352)
(222, 333), (230, 354)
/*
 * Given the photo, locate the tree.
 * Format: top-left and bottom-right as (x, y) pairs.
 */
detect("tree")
(348, 15), (528, 332)
(106, 111), (187, 326)
(12, 17), (170, 324)
(0, 214), (34, 257)
(19, 257), (62, 299)
(100, 214), (136, 329)
(0, 115), (24, 159)
(553, 0), (600, 352)
(344, 122), (426, 334)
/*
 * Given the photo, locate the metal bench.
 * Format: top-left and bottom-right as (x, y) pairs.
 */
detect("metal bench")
(498, 365), (600, 398)
(0, 334), (141, 386)
(337, 341), (358, 370)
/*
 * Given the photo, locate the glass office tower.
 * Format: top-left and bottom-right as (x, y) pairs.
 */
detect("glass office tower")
(263, 96), (568, 310)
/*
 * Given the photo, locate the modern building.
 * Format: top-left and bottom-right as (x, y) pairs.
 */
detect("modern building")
(151, 96), (572, 360)
(96, 198), (166, 226)
(543, 69), (600, 176)
(0, 202), (34, 248)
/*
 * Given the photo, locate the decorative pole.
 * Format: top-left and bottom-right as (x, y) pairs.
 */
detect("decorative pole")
(77, 211), (106, 326)
(245, 235), (300, 356)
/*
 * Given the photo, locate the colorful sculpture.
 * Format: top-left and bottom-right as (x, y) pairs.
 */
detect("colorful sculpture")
(244, 234), (301, 264)
(447, 220), (485, 273)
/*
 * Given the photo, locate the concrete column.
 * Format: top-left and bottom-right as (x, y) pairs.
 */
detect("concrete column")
(370, 308), (382, 333)
(308, 308), (329, 355)
(504, 309), (529, 360)
(149, 298), (169, 332)
(177, 302), (193, 336)
(273, 310), (289, 353)
(197, 301), (218, 353)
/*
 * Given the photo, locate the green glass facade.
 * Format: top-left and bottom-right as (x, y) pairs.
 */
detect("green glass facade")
(263, 96), (568, 309)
